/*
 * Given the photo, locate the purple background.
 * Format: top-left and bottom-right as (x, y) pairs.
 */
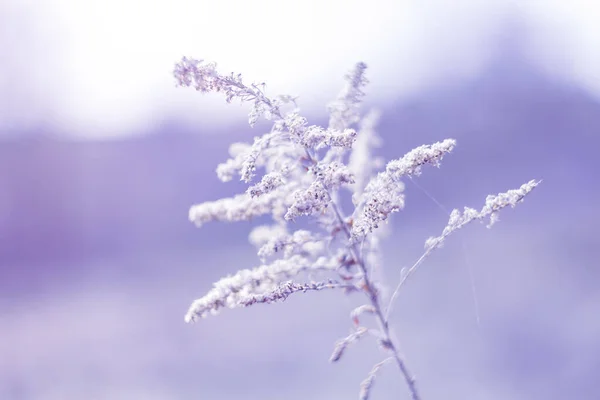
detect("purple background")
(1, 8), (599, 400)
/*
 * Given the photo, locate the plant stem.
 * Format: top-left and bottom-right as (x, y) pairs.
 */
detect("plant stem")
(267, 104), (421, 399)
(331, 199), (421, 400)
(303, 147), (421, 400)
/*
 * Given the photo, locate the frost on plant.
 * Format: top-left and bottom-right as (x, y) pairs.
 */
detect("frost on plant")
(174, 56), (539, 400)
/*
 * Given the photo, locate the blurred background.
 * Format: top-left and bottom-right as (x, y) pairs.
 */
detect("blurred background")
(1, 1), (599, 399)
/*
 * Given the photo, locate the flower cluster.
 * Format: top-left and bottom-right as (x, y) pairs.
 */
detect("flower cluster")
(424, 179), (540, 250)
(255, 229), (324, 262)
(327, 61), (368, 130)
(185, 254), (341, 322)
(350, 139), (457, 242)
(174, 56), (539, 400)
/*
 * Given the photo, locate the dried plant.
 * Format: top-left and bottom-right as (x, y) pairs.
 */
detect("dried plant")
(173, 56), (540, 400)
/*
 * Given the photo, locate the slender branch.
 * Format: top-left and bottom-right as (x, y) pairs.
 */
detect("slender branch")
(329, 192), (421, 400)
(239, 280), (355, 307)
(385, 246), (435, 321)
(385, 179), (540, 321)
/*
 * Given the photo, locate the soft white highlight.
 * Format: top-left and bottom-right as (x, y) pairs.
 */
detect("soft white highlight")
(10, 0), (600, 137)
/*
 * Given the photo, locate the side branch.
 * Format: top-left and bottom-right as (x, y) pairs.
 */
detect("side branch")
(239, 280), (355, 307)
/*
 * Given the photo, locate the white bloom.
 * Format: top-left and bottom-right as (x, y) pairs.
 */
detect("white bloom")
(248, 224), (288, 248)
(384, 138), (456, 178)
(328, 62), (368, 131)
(314, 161), (355, 188)
(351, 171), (406, 242)
(174, 57), (284, 127)
(275, 112), (357, 150)
(301, 126), (357, 150)
(348, 109), (384, 198)
(284, 161), (355, 221)
(184, 254), (339, 322)
(239, 132), (283, 182)
(284, 181), (330, 221)
(424, 179), (540, 251)
(216, 142), (252, 182)
(247, 168), (288, 198)
(257, 229), (324, 261)
(173, 57), (218, 92)
(352, 139), (456, 241)
(188, 186), (290, 227)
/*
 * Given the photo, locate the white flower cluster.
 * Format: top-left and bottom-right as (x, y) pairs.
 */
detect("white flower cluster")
(185, 254), (340, 322)
(247, 169), (287, 198)
(276, 112), (358, 150)
(174, 56), (539, 400)
(216, 142), (252, 182)
(188, 189), (285, 227)
(284, 181), (330, 220)
(248, 224), (287, 247)
(284, 161), (355, 221)
(256, 229), (324, 261)
(351, 139), (457, 242)
(327, 62), (368, 131)
(348, 109), (384, 197)
(174, 56), (288, 127)
(424, 179), (540, 251)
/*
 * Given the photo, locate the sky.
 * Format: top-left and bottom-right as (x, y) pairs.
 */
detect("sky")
(2, 0), (600, 137)
(1, 1), (600, 400)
